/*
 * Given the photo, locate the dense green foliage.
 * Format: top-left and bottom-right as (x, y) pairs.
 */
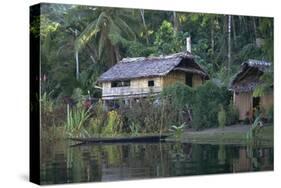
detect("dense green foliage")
(34, 4), (273, 138)
(161, 82), (194, 109)
(31, 4), (273, 100)
(192, 82), (231, 129)
(162, 81), (235, 130)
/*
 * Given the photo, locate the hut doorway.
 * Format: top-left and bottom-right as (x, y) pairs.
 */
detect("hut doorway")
(185, 73), (193, 87)
(253, 96), (260, 116)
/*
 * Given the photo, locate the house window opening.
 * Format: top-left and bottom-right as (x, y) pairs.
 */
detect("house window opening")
(148, 80), (155, 87)
(111, 80), (130, 87)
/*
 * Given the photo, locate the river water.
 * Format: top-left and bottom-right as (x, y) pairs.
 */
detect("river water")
(40, 141), (273, 184)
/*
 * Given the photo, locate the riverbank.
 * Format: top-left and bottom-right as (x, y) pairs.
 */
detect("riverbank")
(167, 124), (273, 146)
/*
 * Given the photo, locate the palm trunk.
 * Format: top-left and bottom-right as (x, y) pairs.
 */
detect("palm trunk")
(227, 15), (232, 76)
(173, 11), (178, 33)
(75, 51), (79, 80)
(252, 17), (257, 42)
(232, 16), (237, 46)
(211, 18), (215, 56)
(114, 45), (120, 63)
(140, 9), (149, 45)
(75, 29), (79, 80)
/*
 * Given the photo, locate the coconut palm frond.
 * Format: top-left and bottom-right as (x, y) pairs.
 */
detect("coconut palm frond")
(253, 71), (273, 97)
(114, 17), (136, 40)
(75, 11), (108, 51)
(107, 17), (126, 45)
(98, 31), (107, 58)
(74, 19), (98, 51)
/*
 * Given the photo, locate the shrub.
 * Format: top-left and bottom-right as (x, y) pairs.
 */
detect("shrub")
(41, 92), (54, 113)
(103, 110), (122, 136)
(218, 104), (226, 129)
(161, 82), (195, 110)
(160, 80), (232, 130)
(71, 88), (84, 103)
(129, 122), (140, 136)
(161, 82), (195, 126)
(89, 100), (107, 135)
(226, 100), (239, 126)
(41, 92), (66, 128)
(117, 97), (178, 134)
(192, 81), (231, 130)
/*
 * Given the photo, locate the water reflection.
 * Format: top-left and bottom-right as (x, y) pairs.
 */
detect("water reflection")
(40, 141), (273, 184)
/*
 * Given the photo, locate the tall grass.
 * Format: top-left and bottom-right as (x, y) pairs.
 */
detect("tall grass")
(41, 92), (54, 113)
(65, 104), (92, 138)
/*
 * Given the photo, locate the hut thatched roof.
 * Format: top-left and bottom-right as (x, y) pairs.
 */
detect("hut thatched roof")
(98, 52), (209, 82)
(229, 59), (272, 92)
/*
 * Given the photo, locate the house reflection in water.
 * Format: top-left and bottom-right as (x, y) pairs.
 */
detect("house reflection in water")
(232, 147), (273, 172)
(40, 141), (273, 184)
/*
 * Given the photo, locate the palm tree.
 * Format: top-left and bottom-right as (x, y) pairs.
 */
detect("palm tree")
(140, 9), (149, 45)
(227, 15), (232, 77)
(75, 8), (136, 68)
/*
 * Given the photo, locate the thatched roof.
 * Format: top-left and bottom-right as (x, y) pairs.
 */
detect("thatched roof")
(229, 59), (272, 92)
(98, 52), (209, 82)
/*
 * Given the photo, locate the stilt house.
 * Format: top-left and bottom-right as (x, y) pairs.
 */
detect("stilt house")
(97, 51), (209, 102)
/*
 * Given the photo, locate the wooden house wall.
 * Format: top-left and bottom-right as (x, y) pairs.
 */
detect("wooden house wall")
(162, 71), (185, 87)
(131, 77), (162, 88)
(101, 77), (162, 100)
(260, 91), (273, 116)
(234, 92), (253, 120)
(234, 90), (273, 120)
(162, 71), (203, 88)
(192, 74), (203, 87)
(102, 82), (111, 89)
(102, 71), (204, 100)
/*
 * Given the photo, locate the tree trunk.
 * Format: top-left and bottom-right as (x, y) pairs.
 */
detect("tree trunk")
(140, 9), (149, 45)
(232, 16), (237, 46)
(75, 51), (79, 80)
(173, 11), (178, 33)
(211, 18), (215, 56)
(86, 43), (98, 61)
(252, 17), (257, 42)
(227, 15), (232, 76)
(75, 29), (79, 80)
(114, 45), (120, 63)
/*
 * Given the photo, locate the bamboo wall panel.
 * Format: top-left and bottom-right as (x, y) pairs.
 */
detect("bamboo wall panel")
(102, 82), (111, 89)
(260, 91), (273, 116)
(192, 74), (203, 87)
(102, 77), (162, 99)
(234, 92), (253, 120)
(131, 77), (161, 88)
(102, 72), (204, 100)
(162, 71), (185, 87)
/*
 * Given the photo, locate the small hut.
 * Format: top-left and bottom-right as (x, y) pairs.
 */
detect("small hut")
(229, 59), (273, 120)
(97, 51), (209, 102)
